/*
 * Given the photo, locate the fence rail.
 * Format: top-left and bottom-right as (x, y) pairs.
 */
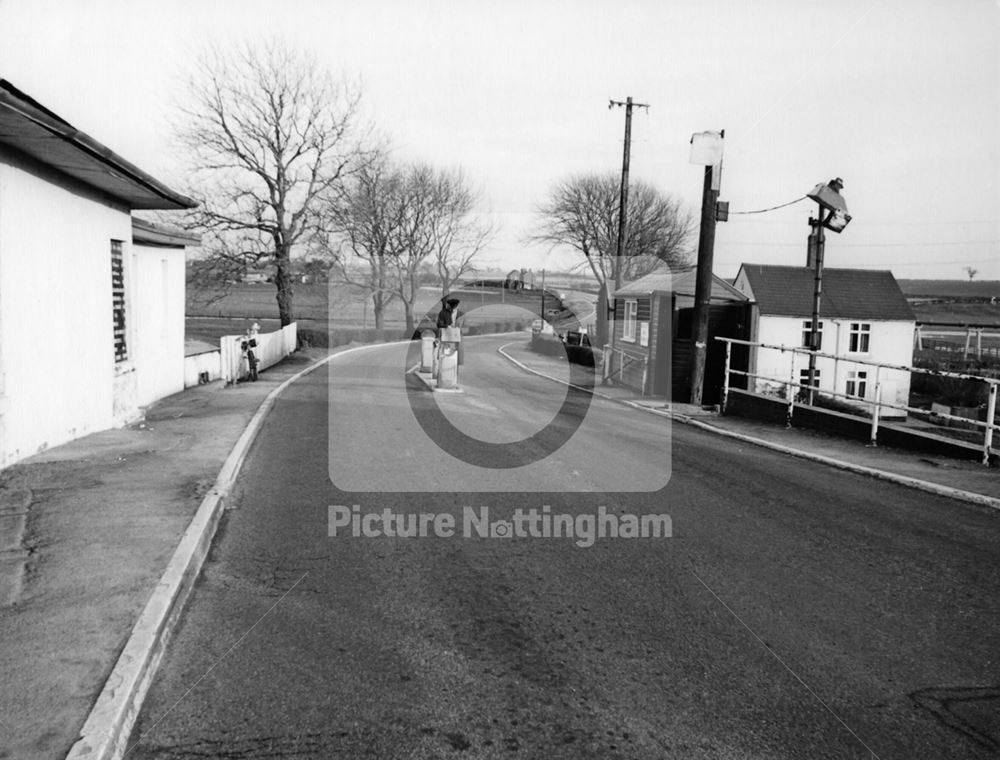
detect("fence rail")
(602, 346), (648, 391)
(221, 323), (297, 384)
(717, 337), (999, 465)
(915, 324), (1000, 361)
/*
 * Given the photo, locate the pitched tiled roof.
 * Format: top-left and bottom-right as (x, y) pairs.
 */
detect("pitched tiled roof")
(736, 264), (915, 321)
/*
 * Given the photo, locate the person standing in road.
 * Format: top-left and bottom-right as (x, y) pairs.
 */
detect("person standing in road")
(436, 298), (460, 332)
(436, 298), (463, 365)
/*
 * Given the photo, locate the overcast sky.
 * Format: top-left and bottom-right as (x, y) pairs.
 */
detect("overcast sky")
(1, 0), (997, 279)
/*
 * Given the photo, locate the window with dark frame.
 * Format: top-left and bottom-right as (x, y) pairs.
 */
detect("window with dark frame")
(111, 240), (127, 362)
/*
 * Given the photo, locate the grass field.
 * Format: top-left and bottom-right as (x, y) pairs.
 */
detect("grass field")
(186, 283), (595, 343)
(911, 302), (1000, 326)
(898, 279), (1000, 299)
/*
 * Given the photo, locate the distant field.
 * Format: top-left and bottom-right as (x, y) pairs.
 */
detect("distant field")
(911, 302), (1000, 326)
(185, 282), (593, 342)
(898, 279), (1000, 299)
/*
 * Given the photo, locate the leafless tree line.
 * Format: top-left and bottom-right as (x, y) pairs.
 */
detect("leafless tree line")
(174, 39), (693, 337)
(176, 40), (490, 327)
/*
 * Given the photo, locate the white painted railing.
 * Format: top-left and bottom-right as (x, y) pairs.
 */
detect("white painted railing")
(717, 336), (999, 465)
(221, 323), (298, 384)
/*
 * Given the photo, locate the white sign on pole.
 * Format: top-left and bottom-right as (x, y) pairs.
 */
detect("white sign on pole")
(689, 131), (725, 166)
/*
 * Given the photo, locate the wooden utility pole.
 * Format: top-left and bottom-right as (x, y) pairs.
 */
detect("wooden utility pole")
(689, 165), (721, 405)
(609, 97), (649, 290)
(689, 129), (725, 406)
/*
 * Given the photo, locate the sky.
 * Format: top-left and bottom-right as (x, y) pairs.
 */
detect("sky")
(1, 0), (997, 280)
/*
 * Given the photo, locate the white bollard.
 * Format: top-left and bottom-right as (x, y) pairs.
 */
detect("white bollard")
(420, 329), (436, 372)
(436, 342), (459, 389)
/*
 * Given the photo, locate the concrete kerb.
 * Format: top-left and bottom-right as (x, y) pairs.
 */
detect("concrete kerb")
(65, 341), (400, 760)
(496, 343), (1000, 512)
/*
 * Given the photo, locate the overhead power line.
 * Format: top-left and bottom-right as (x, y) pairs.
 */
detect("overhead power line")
(729, 196), (807, 215)
(723, 239), (999, 248)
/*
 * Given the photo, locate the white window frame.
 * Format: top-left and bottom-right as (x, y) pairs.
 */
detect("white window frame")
(799, 368), (821, 390)
(848, 322), (871, 353)
(801, 320), (823, 350)
(622, 299), (638, 342)
(845, 370), (868, 399)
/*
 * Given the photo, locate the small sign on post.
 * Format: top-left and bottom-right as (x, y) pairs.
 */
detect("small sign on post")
(689, 130), (725, 166)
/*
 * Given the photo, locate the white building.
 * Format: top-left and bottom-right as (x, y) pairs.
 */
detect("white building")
(733, 264), (916, 414)
(0, 79), (197, 468)
(131, 217), (201, 406)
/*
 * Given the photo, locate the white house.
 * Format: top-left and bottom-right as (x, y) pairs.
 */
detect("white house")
(732, 264), (916, 414)
(0, 79), (197, 468)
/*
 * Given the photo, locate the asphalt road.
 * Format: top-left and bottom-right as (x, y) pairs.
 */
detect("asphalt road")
(127, 335), (1000, 759)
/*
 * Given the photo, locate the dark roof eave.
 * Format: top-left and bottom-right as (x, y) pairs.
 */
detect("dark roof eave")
(0, 80), (196, 211)
(131, 216), (201, 247)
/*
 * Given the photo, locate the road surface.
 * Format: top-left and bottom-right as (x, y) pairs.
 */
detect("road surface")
(127, 335), (1000, 759)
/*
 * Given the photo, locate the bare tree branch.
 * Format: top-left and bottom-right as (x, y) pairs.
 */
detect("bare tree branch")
(175, 39), (368, 325)
(318, 155), (492, 333)
(530, 172), (694, 345)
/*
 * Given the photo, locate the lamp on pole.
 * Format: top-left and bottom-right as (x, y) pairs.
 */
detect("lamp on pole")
(805, 177), (851, 403)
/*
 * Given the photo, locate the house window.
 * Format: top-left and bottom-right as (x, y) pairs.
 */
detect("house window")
(801, 320), (823, 350)
(849, 322), (871, 353)
(622, 299), (638, 342)
(845, 370), (868, 399)
(799, 368), (821, 389)
(111, 240), (127, 362)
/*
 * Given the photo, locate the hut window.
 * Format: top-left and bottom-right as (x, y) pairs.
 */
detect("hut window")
(622, 299), (638, 342)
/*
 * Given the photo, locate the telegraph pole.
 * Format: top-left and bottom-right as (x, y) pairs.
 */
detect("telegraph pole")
(688, 130), (725, 406)
(609, 97), (649, 290)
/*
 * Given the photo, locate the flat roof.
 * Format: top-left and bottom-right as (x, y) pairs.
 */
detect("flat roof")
(0, 79), (195, 211)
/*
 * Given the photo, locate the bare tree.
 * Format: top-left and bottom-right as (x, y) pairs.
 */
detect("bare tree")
(532, 172), (694, 345)
(321, 158), (491, 333)
(426, 171), (493, 297)
(176, 39), (365, 325)
(320, 154), (402, 330)
(966, 266), (978, 281)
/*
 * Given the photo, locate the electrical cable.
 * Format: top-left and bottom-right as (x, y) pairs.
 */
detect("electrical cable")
(729, 196), (807, 215)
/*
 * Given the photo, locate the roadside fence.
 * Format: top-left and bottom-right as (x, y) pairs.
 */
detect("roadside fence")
(221, 323), (298, 384)
(915, 323), (1000, 361)
(717, 337), (999, 465)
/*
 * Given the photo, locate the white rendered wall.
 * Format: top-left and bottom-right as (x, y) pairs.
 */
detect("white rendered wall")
(131, 245), (186, 407)
(752, 315), (915, 408)
(0, 151), (133, 466)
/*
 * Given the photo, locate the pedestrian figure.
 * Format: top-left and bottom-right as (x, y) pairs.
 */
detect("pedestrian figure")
(436, 298), (460, 332)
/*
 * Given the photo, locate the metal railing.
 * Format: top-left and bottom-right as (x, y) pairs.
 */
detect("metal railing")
(914, 323), (1000, 361)
(716, 337), (999, 465)
(602, 345), (648, 391)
